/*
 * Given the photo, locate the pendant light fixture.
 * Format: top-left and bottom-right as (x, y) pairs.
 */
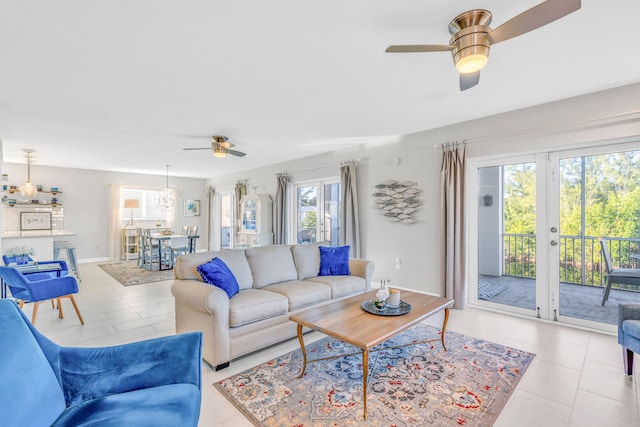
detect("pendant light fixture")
(155, 165), (176, 210)
(19, 149), (38, 198)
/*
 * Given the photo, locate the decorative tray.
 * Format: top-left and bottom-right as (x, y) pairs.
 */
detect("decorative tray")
(361, 300), (412, 316)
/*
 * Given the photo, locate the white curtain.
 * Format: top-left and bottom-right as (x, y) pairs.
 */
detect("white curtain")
(166, 204), (177, 230)
(440, 143), (466, 309)
(274, 174), (287, 244)
(108, 184), (124, 261)
(340, 161), (360, 258)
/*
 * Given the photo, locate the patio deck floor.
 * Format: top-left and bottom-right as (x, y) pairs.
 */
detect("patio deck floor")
(478, 274), (640, 325)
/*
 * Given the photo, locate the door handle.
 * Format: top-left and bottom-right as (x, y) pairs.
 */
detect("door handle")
(550, 240), (558, 246)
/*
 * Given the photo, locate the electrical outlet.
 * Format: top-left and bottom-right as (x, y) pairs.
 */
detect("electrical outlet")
(395, 257), (401, 269)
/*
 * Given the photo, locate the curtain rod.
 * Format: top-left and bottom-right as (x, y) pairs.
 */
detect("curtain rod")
(279, 158), (359, 175)
(432, 109), (640, 149)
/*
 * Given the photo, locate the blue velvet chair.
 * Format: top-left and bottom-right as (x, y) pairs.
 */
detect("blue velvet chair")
(0, 265), (83, 325)
(619, 303), (640, 376)
(3, 254), (69, 279)
(0, 299), (202, 426)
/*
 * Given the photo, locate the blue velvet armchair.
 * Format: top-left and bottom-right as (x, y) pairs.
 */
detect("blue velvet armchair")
(618, 303), (640, 376)
(0, 265), (83, 325)
(0, 299), (202, 426)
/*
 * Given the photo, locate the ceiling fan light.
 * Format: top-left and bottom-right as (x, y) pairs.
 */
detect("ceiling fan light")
(455, 53), (488, 73)
(213, 146), (227, 157)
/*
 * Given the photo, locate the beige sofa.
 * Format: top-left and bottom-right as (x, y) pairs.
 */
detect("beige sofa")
(170, 243), (374, 370)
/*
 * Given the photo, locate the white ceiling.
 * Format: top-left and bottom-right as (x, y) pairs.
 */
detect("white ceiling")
(1, 1), (639, 179)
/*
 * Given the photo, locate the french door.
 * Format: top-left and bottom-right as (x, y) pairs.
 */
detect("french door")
(214, 192), (235, 250)
(469, 143), (640, 331)
(469, 154), (548, 320)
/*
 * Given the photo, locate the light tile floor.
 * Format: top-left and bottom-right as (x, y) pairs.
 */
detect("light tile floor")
(15, 263), (640, 426)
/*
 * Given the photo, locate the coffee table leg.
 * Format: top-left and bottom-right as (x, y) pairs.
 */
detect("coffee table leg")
(296, 324), (308, 379)
(362, 348), (368, 420)
(441, 307), (450, 351)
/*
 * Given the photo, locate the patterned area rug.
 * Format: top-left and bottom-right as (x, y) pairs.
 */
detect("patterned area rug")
(98, 262), (174, 286)
(214, 324), (535, 426)
(478, 280), (508, 300)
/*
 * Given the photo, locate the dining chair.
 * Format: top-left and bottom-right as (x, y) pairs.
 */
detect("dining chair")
(600, 239), (640, 305)
(181, 225), (189, 235)
(187, 226), (199, 236)
(169, 236), (189, 267)
(0, 266), (84, 325)
(141, 229), (171, 271)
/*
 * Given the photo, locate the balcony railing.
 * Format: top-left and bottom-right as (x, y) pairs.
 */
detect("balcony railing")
(503, 233), (640, 288)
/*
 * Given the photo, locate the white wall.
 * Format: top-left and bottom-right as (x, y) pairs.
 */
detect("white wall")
(0, 163), (208, 261)
(207, 82), (640, 297)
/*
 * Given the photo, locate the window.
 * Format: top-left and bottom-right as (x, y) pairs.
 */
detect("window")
(292, 179), (340, 245)
(121, 188), (168, 222)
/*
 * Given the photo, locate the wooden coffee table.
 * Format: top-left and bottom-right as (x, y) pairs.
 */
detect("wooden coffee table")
(289, 290), (453, 419)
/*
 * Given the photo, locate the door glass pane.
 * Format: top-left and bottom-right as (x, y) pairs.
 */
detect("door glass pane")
(323, 183), (340, 245)
(478, 163), (536, 311)
(220, 193), (234, 249)
(296, 185), (317, 244)
(559, 150), (640, 324)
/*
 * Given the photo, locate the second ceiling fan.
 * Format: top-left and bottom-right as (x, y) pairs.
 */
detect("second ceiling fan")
(183, 135), (246, 158)
(385, 0), (581, 91)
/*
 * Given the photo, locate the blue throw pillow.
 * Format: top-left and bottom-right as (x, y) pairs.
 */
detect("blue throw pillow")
(318, 245), (351, 276)
(196, 257), (239, 298)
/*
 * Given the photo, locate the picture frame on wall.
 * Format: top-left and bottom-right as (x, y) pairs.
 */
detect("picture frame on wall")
(20, 212), (52, 230)
(184, 199), (201, 216)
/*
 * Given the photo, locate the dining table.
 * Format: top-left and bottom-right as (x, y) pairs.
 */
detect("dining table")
(148, 232), (199, 270)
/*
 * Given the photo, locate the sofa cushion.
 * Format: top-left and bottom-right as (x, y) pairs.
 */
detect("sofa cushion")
(197, 258), (239, 298)
(264, 280), (332, 311)
(318, 245), (351, 276)
(229, 289), (289, 327)
(245, 245), (297, 288)
(291, 241), (329, 280)
(51, 383), (201, 427)
(306, 275), (366, 299)
(0, 302), (66, 427)
(175, 250), (253, 290)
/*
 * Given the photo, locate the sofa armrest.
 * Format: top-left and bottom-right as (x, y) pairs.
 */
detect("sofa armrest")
(349, 258), (374, 290)
(619, 304), (640, 326)
(171, 280), (229, 322)
(60, 332), (202, 405)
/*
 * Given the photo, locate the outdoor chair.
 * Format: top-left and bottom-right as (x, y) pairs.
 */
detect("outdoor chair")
(0, 299), (202, 426)
(618, 303), (640, 375)
(599, 239), (640, 306)
(0, 266), (84, 325)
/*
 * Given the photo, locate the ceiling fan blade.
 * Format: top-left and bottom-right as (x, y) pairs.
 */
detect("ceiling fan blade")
(385, 44), (453, 53)
(227, 149), (246, 157)
(220, 141), (235, 149)
(460, 71), (480, 91)
(182, 147), (211, 150)
(489, 0), (581, 45)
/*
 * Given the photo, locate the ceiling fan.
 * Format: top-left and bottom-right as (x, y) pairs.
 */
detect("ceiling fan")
(183, 135), (246, 158)
(385, 0), (581, 91)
